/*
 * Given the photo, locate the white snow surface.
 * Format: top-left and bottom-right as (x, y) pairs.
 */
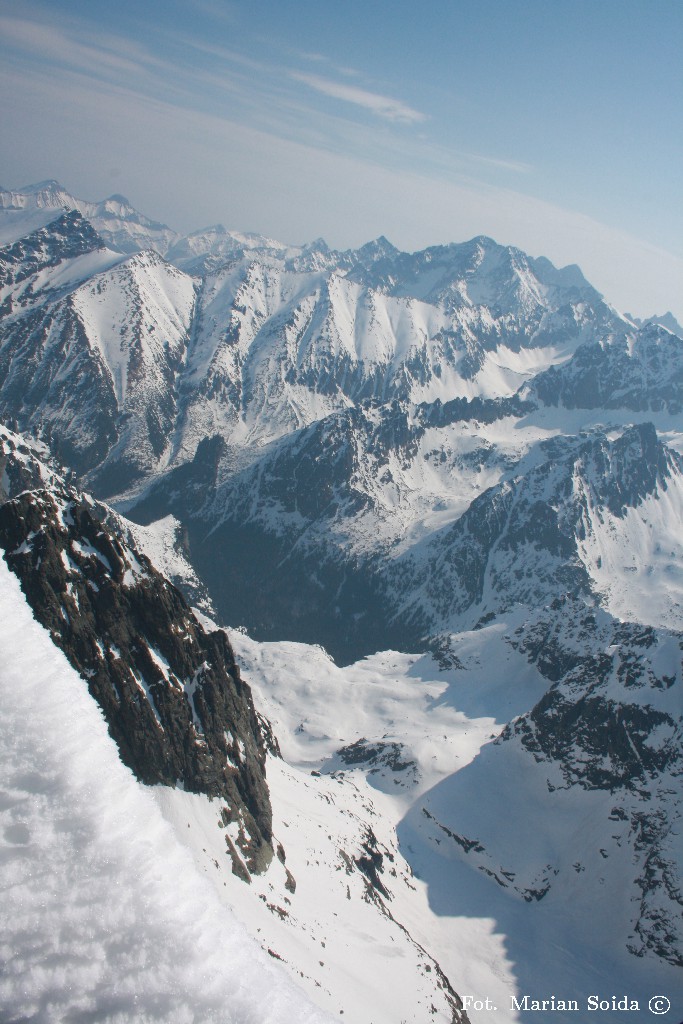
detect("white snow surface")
(167, 617), (683, 1024)
(156, 627), (518, 1024)
(0, 559), (331, 1024)
(124, 513), (215, 612)
(577, 479), (683, 631)
(0, 244), (127, 315)
(72, 251), (196, 407)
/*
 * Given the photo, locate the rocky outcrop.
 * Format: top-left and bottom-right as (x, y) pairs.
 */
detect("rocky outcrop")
(500, 600), (683, 964)
(506, 602), (681, 791)
(0, 210), (104, 292)
(0, 470), (273, 874)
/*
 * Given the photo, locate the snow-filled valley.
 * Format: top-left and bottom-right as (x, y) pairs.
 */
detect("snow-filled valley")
(157, 620), (682, 1023)
(1, 180), (682, 1023)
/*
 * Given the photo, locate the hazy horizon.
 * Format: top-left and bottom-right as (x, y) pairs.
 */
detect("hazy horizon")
(2, 0), (681, 319)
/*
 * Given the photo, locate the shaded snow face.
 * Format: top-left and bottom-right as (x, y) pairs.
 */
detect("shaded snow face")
(0, 559), (331, 1024)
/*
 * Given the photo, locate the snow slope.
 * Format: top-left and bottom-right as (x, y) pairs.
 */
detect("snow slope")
(152, 620), (683, 1023)
(0, 558), (331, 1024)
(156, 629), (511, 1024)
(400, 610), (683, 1020)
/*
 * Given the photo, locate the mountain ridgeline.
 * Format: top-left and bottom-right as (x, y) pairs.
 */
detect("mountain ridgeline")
(1, 181), (682, 980)
(2, 181), (682, 660)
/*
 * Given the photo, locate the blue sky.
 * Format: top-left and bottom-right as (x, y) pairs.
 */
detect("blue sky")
(1, 0), (681, 318)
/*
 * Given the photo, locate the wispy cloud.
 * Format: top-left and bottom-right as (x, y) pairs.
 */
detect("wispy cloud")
(186, 0), (236, 24)
(294, 51), (360, 78)
(0, 13), (172, 81)
(290, 71), (426, 124)
(297, 51), (327, 64)
(177, 37), (269, 74)
(0, 10), (526, 186)
(464, 152), (532, 175)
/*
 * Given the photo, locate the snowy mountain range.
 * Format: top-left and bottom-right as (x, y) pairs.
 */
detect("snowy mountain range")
(1, 180), (682, 1023)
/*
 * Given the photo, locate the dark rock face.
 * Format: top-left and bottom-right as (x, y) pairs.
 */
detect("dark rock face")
(507, 604), (682, 791)
(416, 392), (536, 429)
(500, 599), (683, 965)
(0, 210), (104, 293)
(0, 297), (120, 475)
(0, 212), (120, 475)
(0, 480), (273, 874)
(127, 419), (683, 663)
(0, 213), (120, 476)
(131, 411), (424, 662)
(593, 420), (675, 516)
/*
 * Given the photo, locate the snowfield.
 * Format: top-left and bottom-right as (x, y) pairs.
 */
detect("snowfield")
(153, 622), (683, 1023)
(0, 559), (331, 1024)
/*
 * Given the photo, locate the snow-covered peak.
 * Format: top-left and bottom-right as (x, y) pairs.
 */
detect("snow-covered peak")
(16, 178), (70, 198)
(353, 234), (398, 260)
(2, 180), (85, 220)
(103, 191), (133, 206)
(165, 223), (296, 274)
(529, 254), (592, 291)
(19, 178), (65, 193)
(342, 234), (606, 329)
(0, 182), (178, 256)
(301, 235), (330, 253)
(634, 311), (683, 338)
